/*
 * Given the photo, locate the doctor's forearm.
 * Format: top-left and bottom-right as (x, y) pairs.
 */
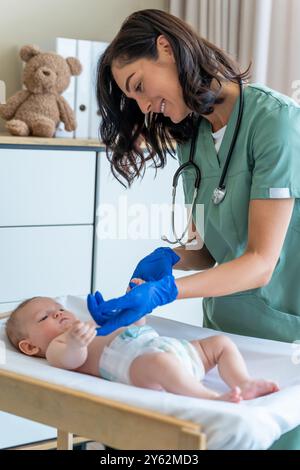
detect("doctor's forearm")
(175, 252), (271, 299)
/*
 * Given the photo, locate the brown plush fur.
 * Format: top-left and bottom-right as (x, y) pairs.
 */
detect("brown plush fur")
(0, 45), (82, 137)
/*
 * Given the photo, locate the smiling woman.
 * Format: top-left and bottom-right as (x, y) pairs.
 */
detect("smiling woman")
(111, 36), (191, 123)
(96, 9), (249, 187)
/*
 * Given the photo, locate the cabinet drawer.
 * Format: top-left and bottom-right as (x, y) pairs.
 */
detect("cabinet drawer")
(0, 225), (93, 302)
(0, 149), (95, 226)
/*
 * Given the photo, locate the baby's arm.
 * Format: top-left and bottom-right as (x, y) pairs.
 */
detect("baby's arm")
(46, 321), (96, 370)
(133, 318), (146, 326)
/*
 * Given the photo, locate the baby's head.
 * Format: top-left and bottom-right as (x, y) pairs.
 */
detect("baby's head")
(6, 297), (77, 357)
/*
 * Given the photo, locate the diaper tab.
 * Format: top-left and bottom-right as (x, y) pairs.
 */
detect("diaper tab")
(119, 325), (154, 339)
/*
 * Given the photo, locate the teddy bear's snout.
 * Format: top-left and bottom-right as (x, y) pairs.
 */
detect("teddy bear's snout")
(35, 67), (57, 91)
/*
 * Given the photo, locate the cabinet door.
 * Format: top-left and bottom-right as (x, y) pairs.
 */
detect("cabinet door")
(0, 225), (93, 302)
(0, 149), (95, 226)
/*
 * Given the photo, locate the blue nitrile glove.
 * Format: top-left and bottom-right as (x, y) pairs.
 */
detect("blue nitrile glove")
(128, 247), (180, 289)
(87, 275), (178, 336)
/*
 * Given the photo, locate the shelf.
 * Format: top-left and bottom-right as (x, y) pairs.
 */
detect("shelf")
(0, 132), (104, 151)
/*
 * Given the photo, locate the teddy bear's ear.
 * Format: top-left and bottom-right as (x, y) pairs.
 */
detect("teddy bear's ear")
(20, 45), (41, 62)
(66, 57), (82, 76)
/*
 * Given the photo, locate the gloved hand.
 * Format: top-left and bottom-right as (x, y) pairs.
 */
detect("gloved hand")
(128, 247), (180, 289)
(87, 275), (178, 336)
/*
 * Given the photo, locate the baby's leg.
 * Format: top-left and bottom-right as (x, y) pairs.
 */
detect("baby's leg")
(129, 352), (241, 402)
(192, 335), (279, 400)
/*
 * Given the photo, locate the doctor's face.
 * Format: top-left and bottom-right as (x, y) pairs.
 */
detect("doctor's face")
(111, 35), (192, 124)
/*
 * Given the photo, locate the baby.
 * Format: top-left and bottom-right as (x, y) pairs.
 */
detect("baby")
(6, 288), (279, 403)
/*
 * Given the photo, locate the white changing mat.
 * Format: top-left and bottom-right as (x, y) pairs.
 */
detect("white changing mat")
(1, 295), (300, 450)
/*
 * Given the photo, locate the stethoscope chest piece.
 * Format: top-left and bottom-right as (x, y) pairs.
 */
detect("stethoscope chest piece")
(212, 187), (227, 205)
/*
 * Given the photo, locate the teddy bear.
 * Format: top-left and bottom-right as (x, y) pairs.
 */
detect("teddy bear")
(0, 45), (82, 137)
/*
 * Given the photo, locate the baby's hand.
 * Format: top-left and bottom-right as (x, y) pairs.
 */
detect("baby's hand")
(65, 321), (96, 348)
(126, 278), (145, 293)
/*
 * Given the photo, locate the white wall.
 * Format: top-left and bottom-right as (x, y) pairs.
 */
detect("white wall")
(0, 0), (167, 131)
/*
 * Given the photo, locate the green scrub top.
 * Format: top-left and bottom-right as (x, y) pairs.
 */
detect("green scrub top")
(177, 84), (300, 344)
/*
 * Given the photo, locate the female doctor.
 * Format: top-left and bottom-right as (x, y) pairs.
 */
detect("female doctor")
(88, 10), (300, 448)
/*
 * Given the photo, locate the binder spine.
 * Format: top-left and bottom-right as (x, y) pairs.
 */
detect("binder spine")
(55, 37), (77, 138)
(74, 39), (92, 139)
(0, 80), (6, 104)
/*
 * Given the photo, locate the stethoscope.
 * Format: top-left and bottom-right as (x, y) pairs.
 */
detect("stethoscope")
(162, 79), (244, 247)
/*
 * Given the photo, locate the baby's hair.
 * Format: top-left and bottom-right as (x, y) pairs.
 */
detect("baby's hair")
(6, 297), (40, 350)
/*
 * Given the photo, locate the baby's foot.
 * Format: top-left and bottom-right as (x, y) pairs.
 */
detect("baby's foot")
(216, 386), (242, 403)
(239, 379), (279, 400)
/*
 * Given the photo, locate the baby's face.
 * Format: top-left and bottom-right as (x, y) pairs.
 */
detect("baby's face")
(19, 297), (77, 356)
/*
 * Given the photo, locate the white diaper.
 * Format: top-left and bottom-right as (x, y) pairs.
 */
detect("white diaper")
(99, 325), (205, 385)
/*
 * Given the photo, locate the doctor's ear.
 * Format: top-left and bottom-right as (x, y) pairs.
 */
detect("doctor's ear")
(18, 339), (40, 356)
(156, 35), (175, 61)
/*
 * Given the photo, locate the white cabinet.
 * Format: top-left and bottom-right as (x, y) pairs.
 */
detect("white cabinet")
(0, 144), (97, 307)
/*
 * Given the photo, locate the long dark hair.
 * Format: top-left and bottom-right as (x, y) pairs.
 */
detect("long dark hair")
(96, 9), (251, 186)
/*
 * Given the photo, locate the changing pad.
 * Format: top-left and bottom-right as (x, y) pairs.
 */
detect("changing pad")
(1, 295), (300, 450)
